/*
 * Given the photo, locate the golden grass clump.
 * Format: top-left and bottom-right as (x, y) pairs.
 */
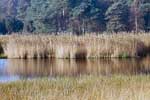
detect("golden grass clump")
(0, 32), (150, 59)
(0, 35), (9, 53)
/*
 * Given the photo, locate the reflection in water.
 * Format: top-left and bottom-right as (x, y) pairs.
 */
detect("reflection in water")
(0, 57), (150, 82)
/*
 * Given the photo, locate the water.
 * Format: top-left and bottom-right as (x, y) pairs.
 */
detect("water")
(0, 57), (150, 82)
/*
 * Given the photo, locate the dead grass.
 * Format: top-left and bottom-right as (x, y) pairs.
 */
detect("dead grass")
(0, 33), (150, 59)
(0, 75), (150, 100)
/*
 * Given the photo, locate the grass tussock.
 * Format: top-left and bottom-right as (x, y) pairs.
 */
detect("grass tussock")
(0, 33), (150, 59)
(0, 75), (150, 100)
(0, 35), (9, 56)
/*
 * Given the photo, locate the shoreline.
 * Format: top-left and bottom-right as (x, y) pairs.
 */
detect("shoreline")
(0, 33), (150, 59)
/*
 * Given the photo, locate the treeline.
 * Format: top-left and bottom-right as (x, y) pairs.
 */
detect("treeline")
(0, 0), (149, 35)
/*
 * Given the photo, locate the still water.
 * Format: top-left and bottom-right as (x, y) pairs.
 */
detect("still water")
(0, 57), (150, 82)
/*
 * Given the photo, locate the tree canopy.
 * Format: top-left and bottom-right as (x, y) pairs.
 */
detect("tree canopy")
(0, 0), (149, 34)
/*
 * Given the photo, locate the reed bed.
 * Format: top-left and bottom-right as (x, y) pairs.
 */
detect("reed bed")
(0, 33), (150, 59)
(0, 75), (150, 100)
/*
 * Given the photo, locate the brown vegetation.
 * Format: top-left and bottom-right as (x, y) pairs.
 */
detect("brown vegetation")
(0, 33), (150, 59)
(0, 76), (150, 100)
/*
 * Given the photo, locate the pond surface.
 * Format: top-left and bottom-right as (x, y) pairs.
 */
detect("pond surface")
(0, 57), (150, 82)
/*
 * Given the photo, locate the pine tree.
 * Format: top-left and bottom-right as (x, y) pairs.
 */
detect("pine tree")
(140, 2), (150, 31)
(0, 19), (7, 34)
(105, 0), (129, 32)
(69, 0), (110, 34)
(26, 0), (68, 33)
(17, 0), (30, 32)
(129, 0), (146, 32)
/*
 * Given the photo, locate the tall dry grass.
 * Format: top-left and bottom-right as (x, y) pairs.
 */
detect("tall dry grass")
(0, 32), (150, 59)
(0, 75), (150, 100)
(0, 35), (9, 53)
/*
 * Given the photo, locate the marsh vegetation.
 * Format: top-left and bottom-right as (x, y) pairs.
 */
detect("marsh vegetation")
(0, 75), (150, 100)
(0, 33), (150, 59)
(0, 0), (149, 99)
(0, 33), (150, 100)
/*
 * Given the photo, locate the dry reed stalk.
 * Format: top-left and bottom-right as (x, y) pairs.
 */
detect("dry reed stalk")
(0, 32), (150, 59)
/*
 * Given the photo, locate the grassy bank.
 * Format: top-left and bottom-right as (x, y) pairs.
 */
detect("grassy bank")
(0, 75), (150, 100)
(0, 33), (150, 59)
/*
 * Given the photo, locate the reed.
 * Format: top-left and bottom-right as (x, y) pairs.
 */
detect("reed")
(0, 32), (150, 59)
(0, 75), (150, 100)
